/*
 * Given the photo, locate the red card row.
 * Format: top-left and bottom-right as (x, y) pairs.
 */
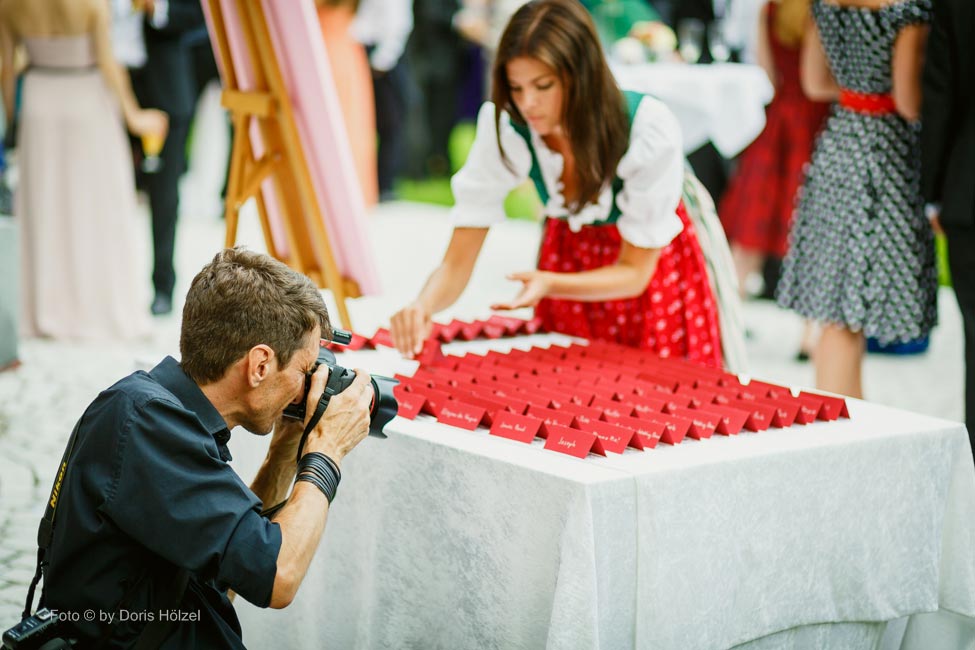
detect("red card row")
(394, 339), (850, 459)
(324, 316), (545, 353)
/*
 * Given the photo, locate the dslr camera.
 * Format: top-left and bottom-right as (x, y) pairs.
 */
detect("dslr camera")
(283, 329), (398, 453)
(2, 609), (73, 649)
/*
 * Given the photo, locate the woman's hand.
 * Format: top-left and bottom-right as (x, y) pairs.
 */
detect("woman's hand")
(125, 107), (168, 139)
(491, 271), (552, 311)
(390, 302), (433, 359)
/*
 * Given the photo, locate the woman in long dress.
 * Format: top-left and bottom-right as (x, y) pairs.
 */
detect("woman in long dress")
(0, 0), (167, 341)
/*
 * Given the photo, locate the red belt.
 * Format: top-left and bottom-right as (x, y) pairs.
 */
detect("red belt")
(838, 89), (897, 115)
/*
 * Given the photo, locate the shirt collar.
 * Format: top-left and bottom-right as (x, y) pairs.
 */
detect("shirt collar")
(149, 356), (234, 461)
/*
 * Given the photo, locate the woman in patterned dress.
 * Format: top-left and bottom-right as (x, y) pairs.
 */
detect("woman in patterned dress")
(776, 0), (938, 398)
(390, 0), (723, 368)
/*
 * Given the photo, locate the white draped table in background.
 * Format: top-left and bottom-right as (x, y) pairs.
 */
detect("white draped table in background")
(612, 62), (774, 158)
(232, 337), (975, 650)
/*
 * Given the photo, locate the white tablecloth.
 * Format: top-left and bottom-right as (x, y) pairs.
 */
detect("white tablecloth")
(230, 340), (975, 650)
(612, 62), (774, 158)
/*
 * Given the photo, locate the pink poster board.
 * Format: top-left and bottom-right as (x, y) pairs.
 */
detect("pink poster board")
(202, 0), (381, 295)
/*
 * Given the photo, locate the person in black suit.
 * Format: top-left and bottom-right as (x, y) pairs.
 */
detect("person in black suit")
(129, 0), (206, 316)
(922, 0), (975, 447)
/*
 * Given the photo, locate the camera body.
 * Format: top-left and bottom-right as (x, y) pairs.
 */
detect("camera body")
(2, 609), (72, 650)
(282, 329), (398, 446)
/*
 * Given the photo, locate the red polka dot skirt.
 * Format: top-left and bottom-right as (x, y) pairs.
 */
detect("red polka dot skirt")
(534, 201), (723, 368)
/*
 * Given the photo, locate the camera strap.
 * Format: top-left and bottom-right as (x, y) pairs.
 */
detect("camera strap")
(22, 420), (82, 620)
(295, 370), (345, 462)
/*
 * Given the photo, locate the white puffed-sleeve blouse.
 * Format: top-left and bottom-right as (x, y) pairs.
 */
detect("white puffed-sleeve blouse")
(449, 94), (686, 249)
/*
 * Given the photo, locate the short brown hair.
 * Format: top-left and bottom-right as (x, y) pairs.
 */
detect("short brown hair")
(492, 0), (629, 212)
(179, 248), (331, 384)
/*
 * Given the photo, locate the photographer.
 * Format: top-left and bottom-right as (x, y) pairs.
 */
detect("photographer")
(33, 248), (373, 648)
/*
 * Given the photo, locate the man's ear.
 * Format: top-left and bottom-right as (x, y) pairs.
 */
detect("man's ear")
(246, 345), (275, 388)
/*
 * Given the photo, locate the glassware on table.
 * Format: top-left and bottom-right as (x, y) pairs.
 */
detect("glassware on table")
(141, 132), (165, 174)
(677, 18), (705, 64)
(708, 19), (732, 63)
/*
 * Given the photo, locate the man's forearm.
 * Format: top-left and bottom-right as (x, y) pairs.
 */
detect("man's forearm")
(251, 450), (297, 508)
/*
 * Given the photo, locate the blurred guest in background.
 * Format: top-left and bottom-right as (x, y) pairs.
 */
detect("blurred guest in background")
(405, 0), (464, 179)
(921, 0), (974, 441)
(718, 0), (828, 358)
(0, 0), (166, 341)
(317, 0), (378, 206)
(391, 0), (724, 369)
(129, 0), (205, 317)
(777, 0), (937, 399)
(353, 0), (414, 201)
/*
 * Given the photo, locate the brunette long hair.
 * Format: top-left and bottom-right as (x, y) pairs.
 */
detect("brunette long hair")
(492, 0), (628, 212)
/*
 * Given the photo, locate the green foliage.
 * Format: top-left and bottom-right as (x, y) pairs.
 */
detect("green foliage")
(936, 233), (952, 287)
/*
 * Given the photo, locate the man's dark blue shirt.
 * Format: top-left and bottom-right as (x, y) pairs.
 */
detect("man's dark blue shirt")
(42, 356), (282, 649)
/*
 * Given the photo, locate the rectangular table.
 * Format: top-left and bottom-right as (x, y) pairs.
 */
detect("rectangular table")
(232, 341), (975, 650)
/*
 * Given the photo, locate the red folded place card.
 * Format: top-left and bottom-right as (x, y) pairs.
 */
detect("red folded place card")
(370, 327), (395, 348)
(453, 320), (483, 341)
(636, 372), (680, 392)
(416, 340), (446, 366)
(727, 398), (776, 431)
(744, 380), (793, 400)
(452, 390), (509, 418)
(691, 403), (749, 435)
(524, 386), (569, 410)
(637, 411), (691, 445)
(453, 354), (485, 372)
(489, 411), (543, 443)
(750, 397), (799, 428)
(522, 316), (544, 334)
(616, 416), (664, 448)
(437, 320), (465, 342)
(396, 391), (426, 419)
(590, 383), (627, 401)
(798, 391), (849, 420)
(526, 404), (575, 428)
(411, 386), (453, 416)
(561, 402), (603, 426)
(667, 407), (717, 439)
(542, 423), (604, 458)
(619, 395), (668, 417)
(589, 397), (634, 422)
(582, 419), (638, 453)
(410, 368), (442, 387)
(478, 321), (506, 339)
(437, 401), (488, 430)
(486, 314), (525, 336)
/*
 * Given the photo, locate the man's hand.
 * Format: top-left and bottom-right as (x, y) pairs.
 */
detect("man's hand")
(301, 368), (372, 465)
(490, 271), (552, 311)
(390, 302), (433, 359)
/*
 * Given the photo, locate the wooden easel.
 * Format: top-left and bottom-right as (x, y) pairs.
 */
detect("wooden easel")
(206, 0), (360, 329)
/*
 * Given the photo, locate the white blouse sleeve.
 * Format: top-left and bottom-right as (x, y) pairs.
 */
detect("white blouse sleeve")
(449, 102), (532, 228)
(614, 96), (686, 249)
